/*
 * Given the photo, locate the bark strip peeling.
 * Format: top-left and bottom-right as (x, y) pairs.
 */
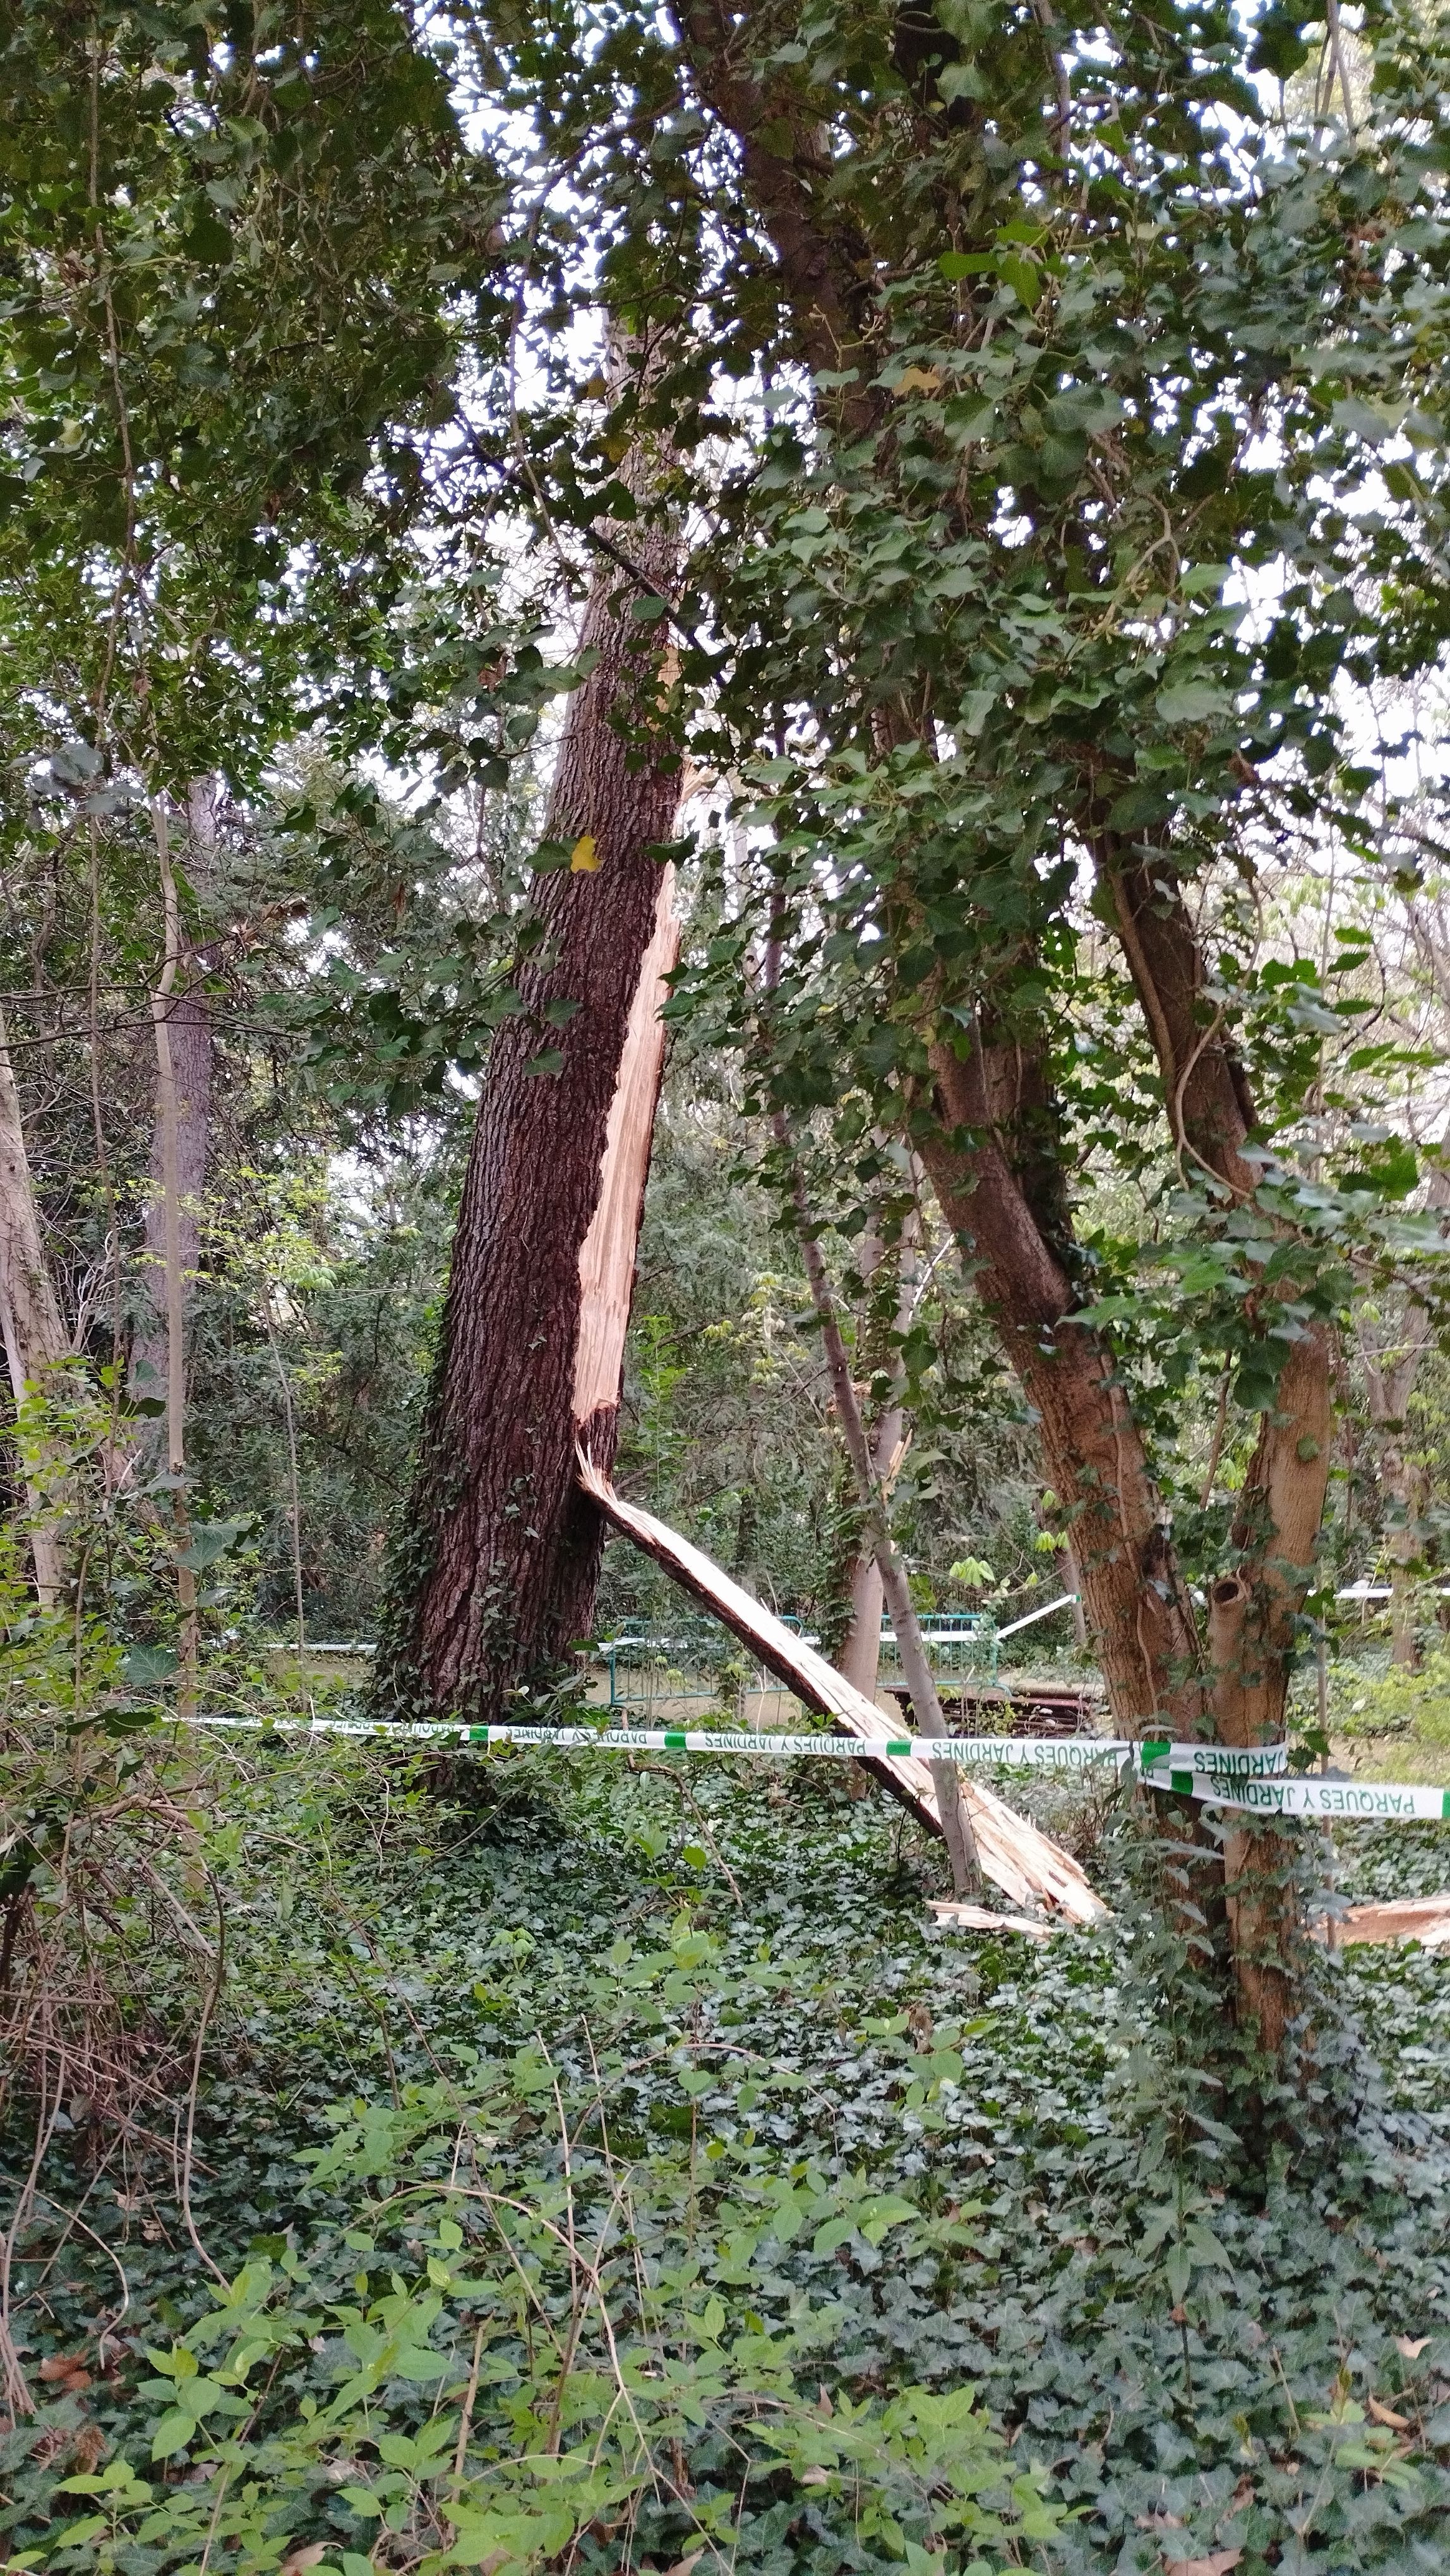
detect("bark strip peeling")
(576, 1453), (1107, 1924)
(573, 867), (680, 1429)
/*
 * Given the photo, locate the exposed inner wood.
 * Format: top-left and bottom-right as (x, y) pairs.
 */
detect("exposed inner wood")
(1317, 1893), (1450, 1949)
(576, 1453), (1107, 1924)
(929, 1900), (1054, 1942)
(573, 866), (680, 1424)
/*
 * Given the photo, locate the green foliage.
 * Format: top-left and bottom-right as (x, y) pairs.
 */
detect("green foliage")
(4, 1743), (1450, 2575)
(1334, 1649), (1450, 1751)
(21, 1997), (1053, 2576)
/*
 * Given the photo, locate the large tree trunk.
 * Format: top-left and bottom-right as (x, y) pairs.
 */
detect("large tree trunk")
(0, 1011), (69, 1603)
(375, 491), (682, 1719)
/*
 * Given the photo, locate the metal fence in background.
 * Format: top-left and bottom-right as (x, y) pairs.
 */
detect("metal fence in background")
(598, 1616), (817, 1719)
(877, 1611), (1001, 1691)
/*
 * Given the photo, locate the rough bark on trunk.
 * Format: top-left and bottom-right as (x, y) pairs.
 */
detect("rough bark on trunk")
(376, 488), (682, 1719)
(0, 1010), (69, 1602)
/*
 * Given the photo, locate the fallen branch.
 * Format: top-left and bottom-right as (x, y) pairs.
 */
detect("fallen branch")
(1315, 1892), (1450, 1949)
(576, 1455), (1106, 1924)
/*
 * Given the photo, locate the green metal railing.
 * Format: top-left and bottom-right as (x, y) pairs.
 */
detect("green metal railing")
(598, 1607), (1026, 1714)
(599, 1616), (815, 1717)
(877, 1611), (1000, 1690)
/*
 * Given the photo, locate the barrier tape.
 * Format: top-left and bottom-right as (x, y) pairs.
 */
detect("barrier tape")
(1139, 1764), (1450, 1820)
(160, 1714), (1450, 1818)
(177, 1713), (1125, 1767)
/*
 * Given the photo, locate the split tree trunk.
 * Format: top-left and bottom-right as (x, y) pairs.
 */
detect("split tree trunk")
(580, 1454), (1104, 1921)
(376, 480), (682, 1718)
(0, 1010), (69, 1603)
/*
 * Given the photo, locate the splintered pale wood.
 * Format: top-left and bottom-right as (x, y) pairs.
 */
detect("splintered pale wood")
(929, 1899), (1054, 1941)
(1317, 1893), (1450, 1949)
(577, 1455), (1107, 1924)
(573, 867), (680, 1425)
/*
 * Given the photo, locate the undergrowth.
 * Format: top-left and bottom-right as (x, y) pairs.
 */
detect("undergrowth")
(2, 1737), (1449, 2575)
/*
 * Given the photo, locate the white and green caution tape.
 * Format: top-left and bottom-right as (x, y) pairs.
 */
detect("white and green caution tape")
(161, 1710), (1450, 1818)
(1137, 1762), (1450, 1821)
(177, 1712), (1127, 1768)
(1135, 1739), (1288, 1779)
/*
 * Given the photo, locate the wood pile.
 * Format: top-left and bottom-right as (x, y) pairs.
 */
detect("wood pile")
(888, 1679), (1104, 1738)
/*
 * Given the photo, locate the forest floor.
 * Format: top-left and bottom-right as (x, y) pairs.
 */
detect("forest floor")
(4, 1741), (1450, 2575)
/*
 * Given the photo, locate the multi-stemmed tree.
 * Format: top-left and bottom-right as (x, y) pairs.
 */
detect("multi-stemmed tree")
(392, 0), (1450, 2043)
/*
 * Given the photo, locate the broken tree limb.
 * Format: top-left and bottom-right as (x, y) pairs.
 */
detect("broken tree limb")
(929, 1899), (1055, 1941)
(575, 1453), (1106, 1925)
(1314, 1892), (1450, 1950)
(572, 869), (680, 1426)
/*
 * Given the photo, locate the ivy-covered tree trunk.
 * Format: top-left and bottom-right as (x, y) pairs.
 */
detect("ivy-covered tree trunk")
(916, 862), (1334, 2053)
(669, 2), (1334, 2051)
(374, 516), (681, 1719)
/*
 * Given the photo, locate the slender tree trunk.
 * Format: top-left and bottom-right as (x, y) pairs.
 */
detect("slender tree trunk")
(1382, 1440), (1427, 1670)
(0, 1011), (69, 1603)
(376, 448), (682, 1717)
(146, 796), (205, 1700)
(1065, 1544), (1088, 1650)
(1355, 1170), (1448, 1671)
(837, 1219), (910, 1702)
(839, 1549), (887, 1700)
(777, 1133), (981, 1898)
(133, 781), (217, 1438)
